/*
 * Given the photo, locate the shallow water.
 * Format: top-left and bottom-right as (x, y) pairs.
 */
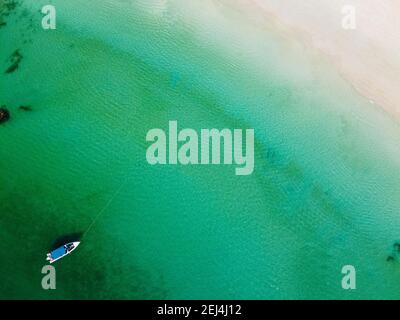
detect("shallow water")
(1, 0), (400, 299)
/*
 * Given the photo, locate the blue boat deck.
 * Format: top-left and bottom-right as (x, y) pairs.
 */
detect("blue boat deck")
(51, 246), (66, 259)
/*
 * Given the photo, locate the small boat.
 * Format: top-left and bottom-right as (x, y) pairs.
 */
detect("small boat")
(46, 242), (80, 263)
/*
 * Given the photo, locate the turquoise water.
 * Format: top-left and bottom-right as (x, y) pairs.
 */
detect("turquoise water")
(1, 0), (400, 299)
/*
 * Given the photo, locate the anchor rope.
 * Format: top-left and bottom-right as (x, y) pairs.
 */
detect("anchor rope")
(82, 176), (130, 238)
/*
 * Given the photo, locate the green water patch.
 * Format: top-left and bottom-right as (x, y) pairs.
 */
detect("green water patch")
(0, 182), (166, 299)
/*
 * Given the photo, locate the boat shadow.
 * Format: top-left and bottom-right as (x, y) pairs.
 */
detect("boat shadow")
(51, 232), (83, 250)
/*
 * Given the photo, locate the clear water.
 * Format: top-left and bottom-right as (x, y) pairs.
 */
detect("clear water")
(1, 0), (400, 299)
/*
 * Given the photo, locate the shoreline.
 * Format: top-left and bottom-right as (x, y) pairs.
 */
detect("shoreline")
(247, 0), (400, 120)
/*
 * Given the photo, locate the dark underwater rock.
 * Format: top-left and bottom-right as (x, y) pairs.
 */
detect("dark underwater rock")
(19, 105), (32, 111)
(0, 107), (10, 123)
(5, 49), (22, 74)
(387, 241), (400, 263)
(1, 1), (20, 18)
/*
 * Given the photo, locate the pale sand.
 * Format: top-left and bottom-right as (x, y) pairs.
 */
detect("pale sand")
(151, 0), (400, 118)
(250, 0), (400, 118)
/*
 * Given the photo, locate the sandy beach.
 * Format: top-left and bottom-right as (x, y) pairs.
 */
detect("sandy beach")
(250, 0), (400, 118)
